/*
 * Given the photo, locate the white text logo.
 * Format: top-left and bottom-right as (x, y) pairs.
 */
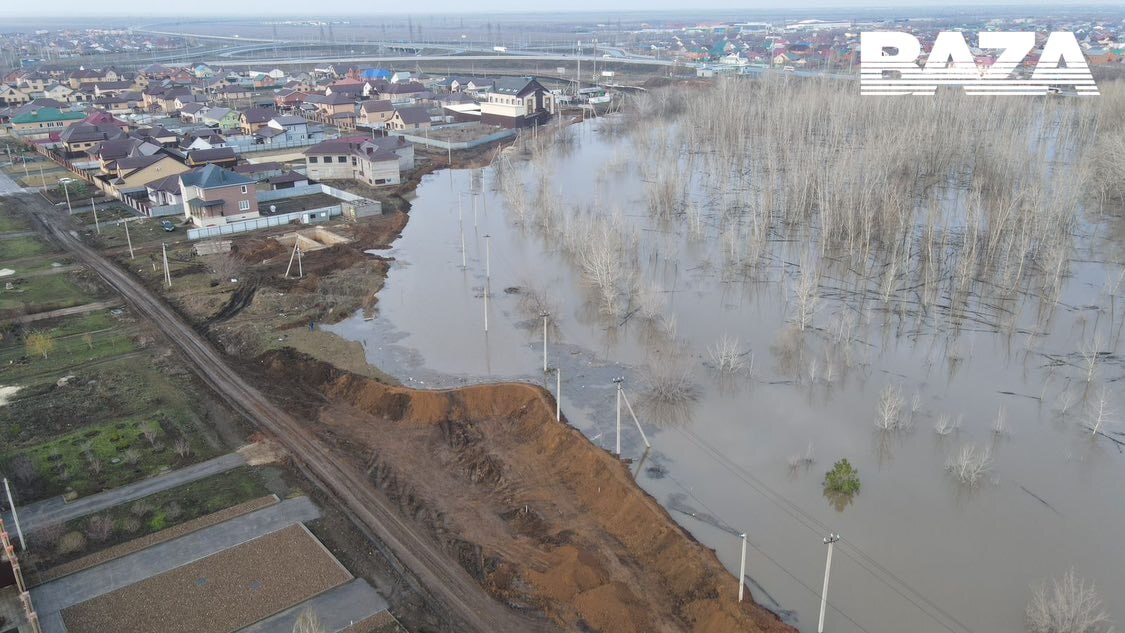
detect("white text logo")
(860, 31), (1098, 96)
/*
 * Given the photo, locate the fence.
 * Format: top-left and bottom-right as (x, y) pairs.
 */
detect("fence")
(387, 126), (516, 151)
(226, 133), (338, 154)
(186, 205), (342, 240)
(255, 182), (367, 204)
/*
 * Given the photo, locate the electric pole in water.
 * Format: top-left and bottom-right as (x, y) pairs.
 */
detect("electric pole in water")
(541, 311), (550, 372)
(738, 532), (747, 602)
(613, 376), (624, 455)
(818, 534), (840, 633)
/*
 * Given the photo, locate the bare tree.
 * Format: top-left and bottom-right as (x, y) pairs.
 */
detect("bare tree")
(1079, 337), (1102, 383)
(1086, 387), (1116, 438)
(1026, 568), (1113, 633)
(946, 444), (992, 486)
(292, 607), (326, 633)
(875, 385), (905, 431)
(933, 413), (962, 436)
(143, 427), (159, 447)
(708, 334), (747, 374)
(173, 437), (192, 458)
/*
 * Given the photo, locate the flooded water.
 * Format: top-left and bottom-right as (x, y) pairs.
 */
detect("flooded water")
(328, 119), (1125, 633)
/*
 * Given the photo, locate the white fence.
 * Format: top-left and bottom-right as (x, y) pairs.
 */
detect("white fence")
(186, 206), (341, 240)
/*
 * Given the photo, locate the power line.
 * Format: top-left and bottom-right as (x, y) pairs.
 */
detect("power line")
(663, 471), (873, 633)
(673, 426), (974, 633)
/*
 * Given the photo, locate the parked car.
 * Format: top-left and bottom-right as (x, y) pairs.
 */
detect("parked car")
(161, 220), (176, 232)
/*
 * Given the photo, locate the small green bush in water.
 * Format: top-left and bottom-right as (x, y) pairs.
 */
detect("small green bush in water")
(824, 459), (861, 496)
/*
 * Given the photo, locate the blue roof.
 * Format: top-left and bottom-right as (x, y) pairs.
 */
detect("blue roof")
(360, 68), (392, 79)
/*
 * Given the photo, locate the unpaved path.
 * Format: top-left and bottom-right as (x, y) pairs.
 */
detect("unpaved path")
(23, 193), (551, 633)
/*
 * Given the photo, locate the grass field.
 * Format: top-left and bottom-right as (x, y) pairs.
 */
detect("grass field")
(0, 271), (95, 315)
(0, 208), (29, 232)
(0, 234), (49, 259)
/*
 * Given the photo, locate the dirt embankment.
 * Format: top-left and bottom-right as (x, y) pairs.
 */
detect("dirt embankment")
(259, 349), (795, 633)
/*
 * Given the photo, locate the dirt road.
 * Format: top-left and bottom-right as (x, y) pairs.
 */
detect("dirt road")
(23, 194), (554, 633)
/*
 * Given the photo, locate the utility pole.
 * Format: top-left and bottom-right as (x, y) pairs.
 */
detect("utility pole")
(619, 387), (651, 449)
(91, 197), (100, 233)
(162, 242), (171, 287)
(818, 534), (840, 633)
(483, 234), (491, 282)
(62, 179), (72, 214)
(297, 244), (303, 278)
(3, 478), (26, 551)
(123, 219), (134, 259)
(738, 532), (747, 602)
(541, 311), (550, 372)
(285, 238), (300, 278)
(555, 367), (561, 421)
(613, 376), (624, 455)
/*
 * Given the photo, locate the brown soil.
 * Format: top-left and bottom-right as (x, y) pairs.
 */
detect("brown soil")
(258, 350), (795, 633)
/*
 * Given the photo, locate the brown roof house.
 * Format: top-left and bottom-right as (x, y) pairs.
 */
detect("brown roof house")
(179, 164), (259, 227)
(357, 100), (393, 128)
(303, 136), (413, 188)
(388, 106), (433, 131)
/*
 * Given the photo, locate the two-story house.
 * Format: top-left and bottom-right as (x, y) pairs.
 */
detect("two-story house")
(179, 164), (260, 227)
(480, 77), (556, 128)
(303, 136), (413, 187)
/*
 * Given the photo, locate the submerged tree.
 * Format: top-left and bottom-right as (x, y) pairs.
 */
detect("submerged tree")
(1025, 568), (1113, 633)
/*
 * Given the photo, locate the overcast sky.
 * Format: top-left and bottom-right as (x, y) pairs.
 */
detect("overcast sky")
(1, 1), (1120, 19)
(2, 0), (1116, 18)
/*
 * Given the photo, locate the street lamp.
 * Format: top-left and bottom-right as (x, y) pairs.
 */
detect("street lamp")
(59, 178), (72, 214)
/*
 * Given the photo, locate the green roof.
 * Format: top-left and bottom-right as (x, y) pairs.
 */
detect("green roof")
(11, 107), (86, 124)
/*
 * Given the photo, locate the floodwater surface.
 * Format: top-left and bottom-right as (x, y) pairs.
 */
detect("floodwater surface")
(329, 119), (1125, 633)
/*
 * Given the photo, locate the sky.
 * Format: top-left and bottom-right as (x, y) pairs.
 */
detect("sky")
(1, 1), (1121, 19)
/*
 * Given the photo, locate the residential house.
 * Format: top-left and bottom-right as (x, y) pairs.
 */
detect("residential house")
(201, 107), (241, 133)
(179, 164), (259, 227)
(306, 92), (358, 120)
(145, 172), (186, 207)
(215, 85), (253, 102)
(106, 152), (190, 193)
(0, 84), (31, 106)
(377, 81), (426, 102)
(179, 132), (227, 152)
(388, 106), (433, 131)
(303, 136), (413, 187)
(357, 100), (393, 128)
(9, 105), (86, 138)
(254, 115), (312, 144)
(239, 107), (275, 134)
(185, 147), (238, 169)
(480, 78), (556, 128)
(179, 102), (210, 123)
(132, 126), (179, 147)
(59, 122), (127, 156)
(94, 81), (135, 96)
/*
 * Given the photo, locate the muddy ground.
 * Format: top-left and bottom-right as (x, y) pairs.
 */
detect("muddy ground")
(254, 349), (793, 633)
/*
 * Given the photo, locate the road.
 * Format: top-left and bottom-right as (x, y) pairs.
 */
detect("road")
(21, 192), (553, 633)
(0, 168), (27, 195)
(9, 453), (247, 530)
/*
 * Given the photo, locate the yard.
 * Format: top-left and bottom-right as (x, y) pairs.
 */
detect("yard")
(26, 467), (274, 574)
(0, 270), (96, 316)
(0, 234), (50, 259)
